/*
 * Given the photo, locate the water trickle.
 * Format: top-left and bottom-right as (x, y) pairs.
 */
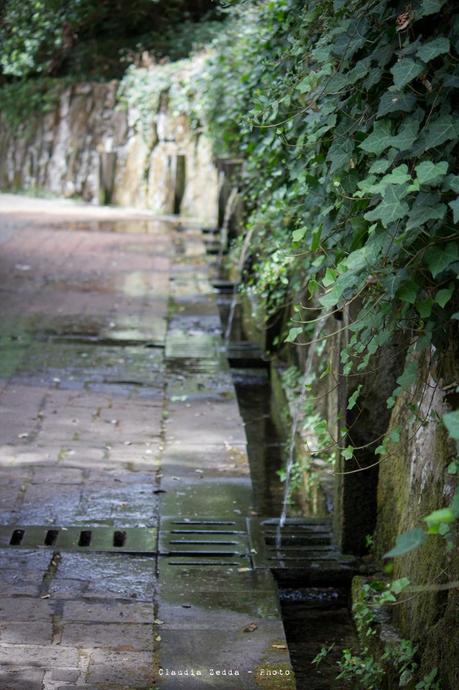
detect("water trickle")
(218, 186), (239, 266)
(224, 227), (255, 346)
(277, 319), (324, 547)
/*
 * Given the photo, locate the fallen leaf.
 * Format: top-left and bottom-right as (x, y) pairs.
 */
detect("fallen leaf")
(396, 9), (412, 31)
(243, 623), (258, 633)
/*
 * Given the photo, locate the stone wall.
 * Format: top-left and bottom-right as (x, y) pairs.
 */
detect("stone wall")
(373, 346), (458, 687)
(0, 75), (218, 225)
(226, 193), (458, 683)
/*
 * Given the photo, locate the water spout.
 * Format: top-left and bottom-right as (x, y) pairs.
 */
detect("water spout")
(218, 186), (239, 267)
(276, 318), (324, 549)
(224, 226), (255, 346)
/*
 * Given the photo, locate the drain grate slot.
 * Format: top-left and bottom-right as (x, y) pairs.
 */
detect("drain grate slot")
(10, 529), (24, 546)
(169, 540), (238, 546)
(169, 561), (241, 567)
(45, 529), (59, 546)
(171, 520), (236, 526)
(78, 530), (92, 547)
(170, 529), (239, 535)
(113, 530), (126, 548)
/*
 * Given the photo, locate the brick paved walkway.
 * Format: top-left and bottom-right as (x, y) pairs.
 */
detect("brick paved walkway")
(0, 195), (293, 690)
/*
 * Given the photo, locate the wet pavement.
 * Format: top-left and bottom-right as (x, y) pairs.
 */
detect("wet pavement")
(0, 195), (294, 689)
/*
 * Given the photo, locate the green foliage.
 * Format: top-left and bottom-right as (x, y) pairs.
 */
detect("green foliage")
(201, 0), (458, 398)
(0, 0), (220, 80)
(0, 78), (69, 129)
(384, 527), (427, 558)
(202, 18), (458, 687)
(443, 410), (459, 445)
(322, 579), (441, 688)
(383, 479), (459, 559)
(277, 365), (336, 494)
(202, 1), (459, 579)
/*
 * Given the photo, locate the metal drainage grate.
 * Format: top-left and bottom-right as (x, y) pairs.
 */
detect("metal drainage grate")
(159, 518), (250, 566)
(226, 341), (268, 368)
(247, 518), (356, 572)
(0, 518), (356, 573)
(0, 526), (157, 554)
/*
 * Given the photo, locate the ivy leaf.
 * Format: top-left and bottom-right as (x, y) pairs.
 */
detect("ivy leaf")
(354, 163), (411, 197)
(443, 410), (459, 441)
(446, 175), (459, 194)
(384, 527), (426, 558)
(424, 243), (459, 277)
(415, 160), (448, 186)
(342, 446), (354, 460)
(400, 670), (414, 687)
(391, 58), (425, 89)
(406, 193), (446, 229)
(360, 120), (393, 155)
(308, 279), (319, 298)
(396, 360), (418, 391)
(398, 280), (418, 304)
(285, 326), (303, 343)
(449, 198), (459, 223)
(421, 114), (457, 151)
(416, 298), (433, 318)
(323, 268), (337, 287)
(391, 577), (410, 594)
(311, 227), (321, 251)
(418, 0), (444, 15)
(435, 286), (454, 308)
(319, 281), (346, 309)
(320, 270), (360, 308)
(377, 91), (416, 118)
(292, 227), (307, 242)
(417, 37), (450, 63)
(364, 184), (410, 226)
(347, 384), (363, 410)
(327, 138), (354, 172)
(369, 158), (393, 174)
(390, 428), (401, 443)
(391, 118), (420, 151)
(424, 508), (455, 534)
(379, 164), (411, 187)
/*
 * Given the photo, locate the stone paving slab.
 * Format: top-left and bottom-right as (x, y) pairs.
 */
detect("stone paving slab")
(0, 197), (294, 689)
(0, 202), (165, 689)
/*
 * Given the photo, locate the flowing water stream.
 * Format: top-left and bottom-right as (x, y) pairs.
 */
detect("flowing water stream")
(277, 318), (324, 543)
(223, 227), (255, 346)
(218, 186), (239, 267)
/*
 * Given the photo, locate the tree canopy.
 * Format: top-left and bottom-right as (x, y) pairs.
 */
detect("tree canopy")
(0, 0), (218, 80)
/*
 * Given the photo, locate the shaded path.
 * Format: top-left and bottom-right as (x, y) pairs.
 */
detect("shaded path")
(0, 196), (293, 689)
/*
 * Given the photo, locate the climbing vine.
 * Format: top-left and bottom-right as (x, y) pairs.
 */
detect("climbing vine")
(202, 0), (459, 527)
(203, 0), (458, 370)
(202, 1), (458, 682)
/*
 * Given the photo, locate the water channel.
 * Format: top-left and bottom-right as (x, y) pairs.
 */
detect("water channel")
(215, 282), (356, 690)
